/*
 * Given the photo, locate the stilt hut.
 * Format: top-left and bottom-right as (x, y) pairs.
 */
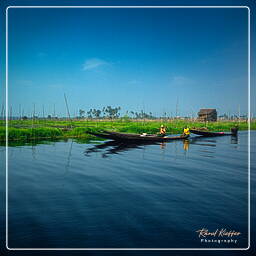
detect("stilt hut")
(198, 109), (217, 122)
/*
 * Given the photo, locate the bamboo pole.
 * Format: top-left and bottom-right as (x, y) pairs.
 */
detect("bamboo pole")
(9, 105), (12, 121)
(19, 104), (21, 120)
(42, 104), (45, 119)
(33, 103), (36, 125)
(176, 97), (179, 118)
(64, 93), (73, 128)
(238, 104), (241, 124)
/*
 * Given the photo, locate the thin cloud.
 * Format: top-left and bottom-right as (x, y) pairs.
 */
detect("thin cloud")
(83, 58), (109, 71)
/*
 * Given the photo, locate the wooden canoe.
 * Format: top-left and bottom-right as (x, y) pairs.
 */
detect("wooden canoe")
(88, 131), (189, 142)
(190, 128), (238, 137)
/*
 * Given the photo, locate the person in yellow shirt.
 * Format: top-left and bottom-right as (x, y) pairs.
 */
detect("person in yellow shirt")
(159, 125), (166, 136)
(183, 127), (190, 136)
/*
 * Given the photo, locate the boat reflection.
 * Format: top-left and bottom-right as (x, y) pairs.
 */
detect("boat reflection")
(84, 135), (222, 157)
(188, 136), (218, 158)
(188, 136), (217, 147)
(160, 142), (166, 149)
(84, 138), (193, 158)
(85, 140), (161, 157)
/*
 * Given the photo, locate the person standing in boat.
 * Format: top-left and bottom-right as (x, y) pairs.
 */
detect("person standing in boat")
(159, 125), (166, 136)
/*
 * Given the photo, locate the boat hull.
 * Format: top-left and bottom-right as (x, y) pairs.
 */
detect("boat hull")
(88, 131), (189, 142)
(190, 129), (235, 137)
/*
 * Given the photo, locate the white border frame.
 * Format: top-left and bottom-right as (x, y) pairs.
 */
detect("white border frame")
(5, 5), (251, 251)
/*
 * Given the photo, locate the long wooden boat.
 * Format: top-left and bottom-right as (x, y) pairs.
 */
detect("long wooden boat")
(190, 128), (238, 137)
(88, 131), (189, 142)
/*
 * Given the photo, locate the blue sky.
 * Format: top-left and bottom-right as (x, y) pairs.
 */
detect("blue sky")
(4, 6), (251, 117)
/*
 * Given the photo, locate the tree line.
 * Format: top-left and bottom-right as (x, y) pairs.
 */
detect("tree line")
(78, 106), (156, 119)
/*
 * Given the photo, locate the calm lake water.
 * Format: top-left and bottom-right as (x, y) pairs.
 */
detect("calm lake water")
(0, 131), (254, 249)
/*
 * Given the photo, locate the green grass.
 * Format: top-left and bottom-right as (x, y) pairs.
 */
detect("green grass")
(0, 119), (254, 142)
(0, 127), (63, 141)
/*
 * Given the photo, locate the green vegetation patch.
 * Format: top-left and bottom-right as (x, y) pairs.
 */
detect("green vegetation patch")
(0, 120), (254, 142)
(0, 127), (63, 141)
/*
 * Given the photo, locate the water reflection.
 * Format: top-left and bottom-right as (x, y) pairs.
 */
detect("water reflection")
(160, 142), (166, 149)
(1, 138), (66, 147)
(183, 139), (189, 151)
(188, 136), (217, 158)
(85, 139), (193, 158)
(83, 136), (226, 158)
(0, 137), (95, 147)
(188, 137), (217, 147)
(32, 145), (37, 160)
(231, 136), (238, 144)
(2, 134), (239, 161)
(4, 131), (249, 248)
(85, 140), (160, 158)
(65, 140), (73, 172)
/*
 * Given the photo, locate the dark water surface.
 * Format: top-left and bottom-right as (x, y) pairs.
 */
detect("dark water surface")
(1, 131), (253, 249)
